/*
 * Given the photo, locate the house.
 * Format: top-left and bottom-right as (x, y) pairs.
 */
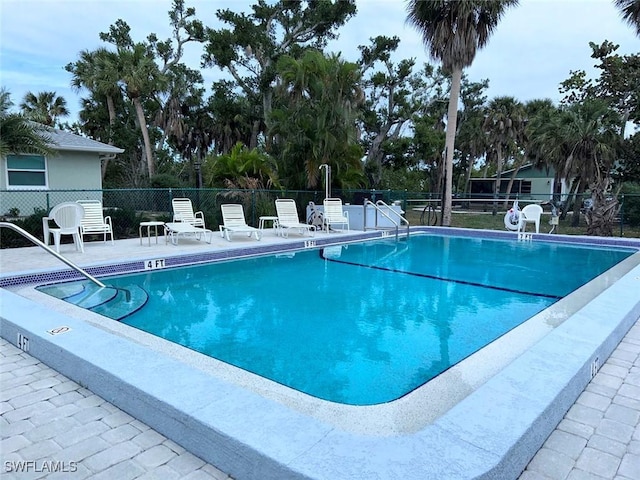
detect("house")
(0, 127), (123, 217)
(467, 164), (569, 202)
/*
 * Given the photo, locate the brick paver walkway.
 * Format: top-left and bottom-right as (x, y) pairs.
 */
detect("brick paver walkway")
(1, 319), (639, 480)
(518, 319), (640, 480)
(0, 338), (232, 480)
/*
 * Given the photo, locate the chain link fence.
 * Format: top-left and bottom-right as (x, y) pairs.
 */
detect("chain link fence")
(1, 188), (639, 248)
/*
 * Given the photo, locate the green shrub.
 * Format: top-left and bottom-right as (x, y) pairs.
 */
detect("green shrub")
(620, 183), (640, 227)
(150, 173), (185, 188)
(103, 208), (142, 239)
(0, 208), (48, 248)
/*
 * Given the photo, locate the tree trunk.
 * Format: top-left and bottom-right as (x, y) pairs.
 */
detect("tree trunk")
(560, 178), (579, 220)
(492, 145), (503, 216)
(263, 89), (273, 152)
(442, 67), (462, 226)
(133, 96), (155, 177)
(101, 95), (118, 180)
(250, 120), (260, 150)
(366, 121), (393, 188)
(585, 198), (618, 236)
(585, 178), (618, 236)
(571, 180), (586, 227)
(502, 159), (525, 209)
(463, 157), (473, 196)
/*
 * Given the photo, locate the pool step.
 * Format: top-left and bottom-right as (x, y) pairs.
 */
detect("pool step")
(38, 282), (85, 300)
(37, 282), (149, 321)
(90, 285), (148, 321)
(73, 286), (119, 309)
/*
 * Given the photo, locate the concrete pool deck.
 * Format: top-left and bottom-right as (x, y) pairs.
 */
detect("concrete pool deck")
(1, 227), (640, 479)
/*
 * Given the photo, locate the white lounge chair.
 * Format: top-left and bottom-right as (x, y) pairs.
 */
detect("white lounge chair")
(219, 204), (262, 241)
(518, 204), (543, 234)
(323, 198), (350, 233)
(275, 199), (315, 237)
(164, 222), (212, 245)
(77, 200), (114, 245)
(172, 198), (205, 228)
(42, 202), (85, 253)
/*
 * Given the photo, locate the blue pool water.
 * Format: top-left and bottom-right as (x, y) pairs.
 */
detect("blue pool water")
(38, 234), (634, 405)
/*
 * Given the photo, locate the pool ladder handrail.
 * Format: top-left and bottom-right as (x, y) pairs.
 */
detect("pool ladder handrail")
(0, 222), (106, 288)
(363, 200), (410, 240)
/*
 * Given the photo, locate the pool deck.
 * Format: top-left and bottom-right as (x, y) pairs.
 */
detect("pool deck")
(1, 227), (640, 479)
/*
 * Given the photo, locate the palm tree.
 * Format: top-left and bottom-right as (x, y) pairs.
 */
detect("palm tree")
(270, 50), (365, 190)
(205, 142), (279, 189)
(615, 0), (640, 36)
(0, 89), (55, 157)
(67, 48), (121, 139)
(117, 43), (166, 178)
(169, 104), (216, 187)
(19, 91), (69, 127)
(406, 0), (519, 226)
(66, 47), (122, 178)
(529, 99), (621, 234)
(208, 81), (259, 155)
(483, 96), (526, 211)
(561, 100), (621, 235)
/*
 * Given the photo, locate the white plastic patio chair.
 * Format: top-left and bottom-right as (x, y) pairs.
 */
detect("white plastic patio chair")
(77, 200), (114, 245)
(518, 204), (543, 234)
(275, 199), (315, 237)
(172, 198), (205, 228)
(322, 198), (350, 233)
(219, 204), (262, 241)
(42, 202), (85, 253)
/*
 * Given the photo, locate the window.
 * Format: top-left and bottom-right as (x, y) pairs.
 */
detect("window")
(520, 181), (532, 194)
(6, 154), (48, 189)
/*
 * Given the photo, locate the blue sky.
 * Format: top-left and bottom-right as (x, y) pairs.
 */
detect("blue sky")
(1, 0), (638, 124)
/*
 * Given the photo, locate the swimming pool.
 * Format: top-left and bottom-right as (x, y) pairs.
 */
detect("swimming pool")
(36, 234), (634, 405)
(2, 227), (639, 480)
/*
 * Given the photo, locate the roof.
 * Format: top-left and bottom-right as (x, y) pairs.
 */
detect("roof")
(469, 163), (556, 180)
(43, 127), (124, 154)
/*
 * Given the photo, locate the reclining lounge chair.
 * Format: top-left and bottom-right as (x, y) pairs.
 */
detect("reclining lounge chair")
(322, 198), (350, 233)
(275, 199), (315, 237)
(164, 222), (212, 245)
(219, 204), (262, 241)
(172, 198), (206, 228)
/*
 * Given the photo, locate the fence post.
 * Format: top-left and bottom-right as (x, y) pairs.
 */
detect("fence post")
(620, 194), (624, 237)
(252, 189), (256, 225)
(46, 192), (50, 212)
(168, 188), (173, 218)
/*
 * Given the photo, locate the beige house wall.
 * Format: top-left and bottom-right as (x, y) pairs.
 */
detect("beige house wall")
(1, 151), (103, 217)
(47, 151), (102, 190)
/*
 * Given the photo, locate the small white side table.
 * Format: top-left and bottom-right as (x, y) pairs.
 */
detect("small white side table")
(259, 216), (279, 230)
(139, 221), (165, 246)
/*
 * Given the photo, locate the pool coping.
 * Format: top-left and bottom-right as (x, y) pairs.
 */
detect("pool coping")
(2, 227), (640, 479)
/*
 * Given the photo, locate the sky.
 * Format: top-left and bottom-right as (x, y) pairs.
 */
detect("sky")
(1, 0), (638, 124)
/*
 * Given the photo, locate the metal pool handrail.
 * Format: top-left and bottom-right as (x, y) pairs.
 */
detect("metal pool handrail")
(0, 222), (106, 288)
(363, 200), (410, 239)
(376, 200), (410, 232)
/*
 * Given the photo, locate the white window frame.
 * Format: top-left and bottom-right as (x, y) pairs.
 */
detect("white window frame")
(6, 154), (49, 190)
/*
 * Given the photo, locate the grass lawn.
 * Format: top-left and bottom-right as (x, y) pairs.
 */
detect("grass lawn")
(403, 207), (640, 239)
